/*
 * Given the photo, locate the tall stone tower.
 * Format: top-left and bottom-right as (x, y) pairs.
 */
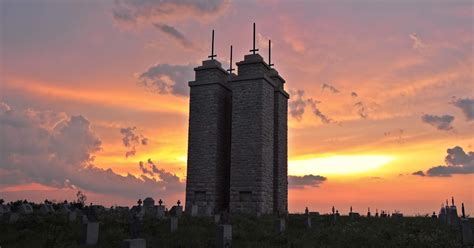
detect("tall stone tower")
(185, 26), (289, 215)
(185, 58), (232, 212)
(270, 68), (289, 214)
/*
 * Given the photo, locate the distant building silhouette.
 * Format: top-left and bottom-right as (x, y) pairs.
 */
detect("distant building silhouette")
(185, 24), (289, 215)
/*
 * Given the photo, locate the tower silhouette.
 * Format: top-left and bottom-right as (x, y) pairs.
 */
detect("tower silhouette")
(185, 24), (289, 215)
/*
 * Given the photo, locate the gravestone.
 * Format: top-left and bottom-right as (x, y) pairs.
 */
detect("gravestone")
(156, 205), (165, 219)
(349, 207), (360, 220)
(122, 239), (146, 248)
(216, 224), (232, 248)
(130, 213), (142, 239)
(86, 206), (99, 222)
(58, 204), (71, 215)
(333, 210), (340, 223)
(214, 213), (221, 224)
(69, 211), (77, 222)
(0, 204), (11, 216)
(40, 204), (55, 214)
(461, 218), (473, 245)
(81, 222), (99, 245)
(391, 212), (403, 220)
(81, 214), (89, 224)
(305, 207), (311, 228)
(170, 217), (178, 232)
(439, 204), (447, 223)
(221, 211), (231, 224)
(202, 204), (213, 216)
(447, 205), (460, 226)
(9, 213), (19, 223)
(170, 206), (183, 217)
(275, 218), (286, 233)
(305, 216), (312, 228)
(19, 203), (33, 214)
(460, 203), (473, 245)
(190, 205), (198, 217)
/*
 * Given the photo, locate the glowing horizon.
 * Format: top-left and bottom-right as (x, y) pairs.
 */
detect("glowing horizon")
(1, 0), (473, 215)
(289, 155), (395, 176)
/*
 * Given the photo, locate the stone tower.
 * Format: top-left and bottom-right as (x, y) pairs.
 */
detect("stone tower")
(185, 59), (232, 212)
(185, 26), (289, 215)
(270, 68), (289, 214)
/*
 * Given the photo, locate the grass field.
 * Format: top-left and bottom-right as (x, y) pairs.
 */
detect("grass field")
(0, 213), (471, 247)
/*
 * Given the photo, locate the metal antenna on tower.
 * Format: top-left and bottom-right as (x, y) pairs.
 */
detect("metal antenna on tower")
(208, 30), (216, 60)
(268, 40), (274, 67)
(227, 45), (235, 73)
(249, 22), (259, 54)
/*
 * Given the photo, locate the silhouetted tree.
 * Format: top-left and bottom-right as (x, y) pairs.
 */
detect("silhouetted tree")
(76, 191), (87, 207)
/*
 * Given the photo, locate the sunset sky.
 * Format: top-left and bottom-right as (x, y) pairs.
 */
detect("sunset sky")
(1, 0), (473, 215)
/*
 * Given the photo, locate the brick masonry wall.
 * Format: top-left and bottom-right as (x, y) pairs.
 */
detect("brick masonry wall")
(186, 60), (231, 213)
(229, 78), (275, 214)
(185, 55), (289, 215)
(229, 55), (275, 214)
(274, 91), (288, 213)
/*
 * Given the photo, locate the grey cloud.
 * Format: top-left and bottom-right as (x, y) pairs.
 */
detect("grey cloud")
(350, 92), (378, 119)
(120, 126), (149, 158)
(145, 159), (181, 184)
(120, 127), (140, 147)
(0, 102), (183, 198)
(307, 98), (333, 124)
(153, 23), (193, 48)
(288, 89), (334, 124)
(452, 98), (474, 121)
(412, 171), (425, 176)
(139, 161), (154, 176)
(288, 89), (307, 121)
(413, 146), (474, 177)
(138, 63), (194, 96)
(421, 114), (454, 131)
(354, 101), (368, 119)
(321, 83), (339, 94)
(445, 146), (474, 167)
(113, 0), (229, 24)
(288, 174), (327, 188)
(425, 165), (473, 177)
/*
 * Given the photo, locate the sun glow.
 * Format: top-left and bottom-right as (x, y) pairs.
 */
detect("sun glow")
(289, 155), (395, 176)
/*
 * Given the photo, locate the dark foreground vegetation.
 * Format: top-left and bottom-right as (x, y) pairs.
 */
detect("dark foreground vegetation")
(1, 213), (471, 248)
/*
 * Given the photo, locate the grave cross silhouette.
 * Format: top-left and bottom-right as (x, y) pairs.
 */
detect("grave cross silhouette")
(208, 30), (217, 60)
(227, 45), (235, 73)
(249, 22), (259, 54)
(462, 203), (465, 218)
